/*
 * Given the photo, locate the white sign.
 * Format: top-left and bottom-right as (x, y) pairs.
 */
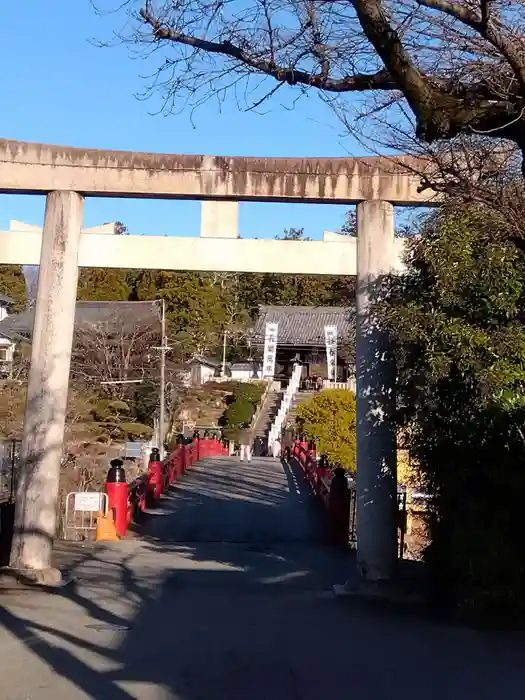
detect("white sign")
(125, 441), (144, 458)
(263, 322), (279, 378)
(324, 325), (338, 382)
(74, 492), (104, 512)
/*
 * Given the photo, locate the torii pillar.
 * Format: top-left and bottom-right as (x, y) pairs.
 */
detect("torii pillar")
(355, 200), (398, 583)
(9, 191), (83, 581)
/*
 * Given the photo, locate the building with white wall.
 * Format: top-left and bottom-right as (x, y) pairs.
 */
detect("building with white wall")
(230, 361), (262, 381)
(0, 295), (17, 371)
(186, 357), (221, 386)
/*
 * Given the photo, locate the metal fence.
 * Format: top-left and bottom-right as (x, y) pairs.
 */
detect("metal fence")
(64, 491), (109, 541)
(347, 487), (407, 558)
(0, 440), (20, 505)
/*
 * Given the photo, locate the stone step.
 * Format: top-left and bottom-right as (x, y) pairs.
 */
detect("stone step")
(252, 390), (282, 438)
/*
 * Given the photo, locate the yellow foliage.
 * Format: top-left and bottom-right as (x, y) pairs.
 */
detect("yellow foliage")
(397, 448), (419, 486)
(296, 389), (356, 470)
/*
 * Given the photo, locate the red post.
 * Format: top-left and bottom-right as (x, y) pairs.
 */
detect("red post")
(327, 468), (350, 546)
(167, 451), (175, 482)
(148, 447), (164, 501)
(106, 459), (129, 538)
(174, 448), (184, 480)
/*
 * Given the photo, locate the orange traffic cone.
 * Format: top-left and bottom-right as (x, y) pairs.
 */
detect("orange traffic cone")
(96, 509), (120, 541)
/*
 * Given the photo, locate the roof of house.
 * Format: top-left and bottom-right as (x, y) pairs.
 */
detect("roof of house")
(0, 300), (161, 341)
(187, 355), (221, 369)
(251, 305), (355, 347)
(230, 361), (259, 371)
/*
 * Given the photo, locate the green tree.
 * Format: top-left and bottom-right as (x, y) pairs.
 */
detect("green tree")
(341, 211), (357, 236)
(77, 222), (136, 301)
(236, 269), (355, 315)
(132, 270), (232, 356)
(296, 389), (357, 470)
(277, 227), (310, 241)
(77, 268), (134, 301)
(0, 265), (27, 312)
(231, 381), (265, 408)
(384, 201), (525, 616)
(225, 398), (254, 427)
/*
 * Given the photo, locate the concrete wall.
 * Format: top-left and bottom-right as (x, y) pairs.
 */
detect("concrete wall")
(0, 139), (436, 205)
(230, 369), (260, 381)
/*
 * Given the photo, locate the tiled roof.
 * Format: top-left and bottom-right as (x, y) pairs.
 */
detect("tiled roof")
(251, 305), (355, 347)
(187, 355), (221, 368)
(0, 300), (160, 340)
(231, 362), (259, 371)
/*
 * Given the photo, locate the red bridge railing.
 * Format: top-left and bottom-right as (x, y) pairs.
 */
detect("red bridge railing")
(127, 437), (228, 527)
(290, 439), (407, 554)
(290, 440), (357, 547)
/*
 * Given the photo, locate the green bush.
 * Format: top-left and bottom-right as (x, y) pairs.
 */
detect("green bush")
(414, 395), (525, 617)
(219, 381), (266, 429)
(384, 203), (525, 617)
(232, 382), (266, 406)
(222, 426), (241, 442)
(117, 422), (154, 439)
(225, 398), (255, 427)
(107, 400), (131, 414)
(296, 389), (357, 470)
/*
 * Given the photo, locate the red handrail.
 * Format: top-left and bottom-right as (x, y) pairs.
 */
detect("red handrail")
(127, 437), (228, 522)
(291, 440), (351, 546)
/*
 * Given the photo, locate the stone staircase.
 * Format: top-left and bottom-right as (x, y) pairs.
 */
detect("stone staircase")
(252, 390), (282, 438)
(286, 391), (316, 429)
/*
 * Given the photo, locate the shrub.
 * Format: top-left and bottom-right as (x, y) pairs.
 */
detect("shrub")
(107, 400), (130, 413)
(117, 422), (154, 439)
(384, 203), (525, 617)
(222, 426), (241, 442)
(232, 381), (266, 406)
(220, 381), (266, 428)
(225, 398), (255, 427)
(296, 389), (357, 470)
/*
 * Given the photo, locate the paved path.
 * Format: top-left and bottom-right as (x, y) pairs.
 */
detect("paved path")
(1, 456), (525, 699)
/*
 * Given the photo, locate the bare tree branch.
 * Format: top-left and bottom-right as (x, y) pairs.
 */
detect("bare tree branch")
(97, 0), (525, 160)
(70, 310), (160, 400)
(139, 2), (395, 92)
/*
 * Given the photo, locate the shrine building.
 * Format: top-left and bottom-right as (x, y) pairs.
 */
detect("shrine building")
(250, 305), (355, 387)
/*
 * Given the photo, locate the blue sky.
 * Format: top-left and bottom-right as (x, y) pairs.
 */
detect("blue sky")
(0, 1), (369, 240)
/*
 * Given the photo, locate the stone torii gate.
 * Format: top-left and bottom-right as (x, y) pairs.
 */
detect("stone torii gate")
(0, 139), (433, 582)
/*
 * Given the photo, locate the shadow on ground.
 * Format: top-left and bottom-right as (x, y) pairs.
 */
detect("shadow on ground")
(1, 457), (525, 699)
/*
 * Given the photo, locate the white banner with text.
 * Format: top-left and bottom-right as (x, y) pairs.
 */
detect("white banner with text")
(262, 322), (279, 378)
(324, 325), (338, 382)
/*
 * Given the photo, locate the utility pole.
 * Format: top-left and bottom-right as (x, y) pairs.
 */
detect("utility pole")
(159, 299), (166, 460)
(222, 329), (227, 377)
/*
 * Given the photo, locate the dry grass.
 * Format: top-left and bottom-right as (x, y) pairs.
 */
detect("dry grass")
(0, 381), (146, 539)
(173, 385), (231, 431)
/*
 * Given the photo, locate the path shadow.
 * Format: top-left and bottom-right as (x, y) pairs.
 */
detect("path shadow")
(2, 457), (525, 699)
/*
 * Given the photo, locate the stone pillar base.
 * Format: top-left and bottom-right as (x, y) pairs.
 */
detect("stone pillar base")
(0, 565), (68, 589)
(333, 578), (423, 605)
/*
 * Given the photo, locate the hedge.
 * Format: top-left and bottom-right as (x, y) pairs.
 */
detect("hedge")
(295, 389), (357, 470)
